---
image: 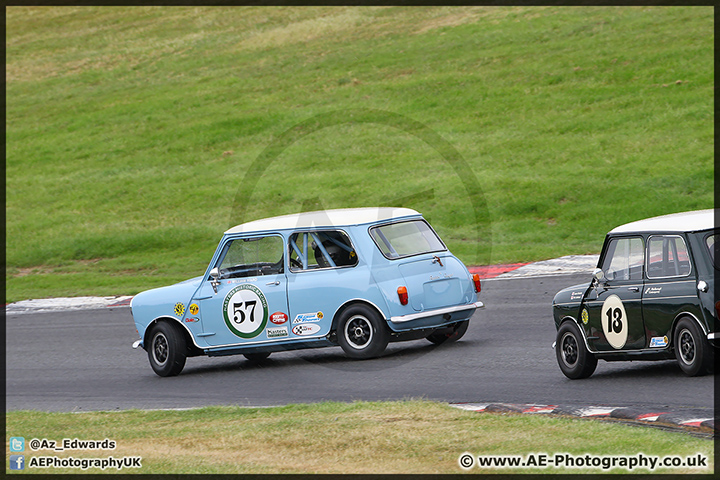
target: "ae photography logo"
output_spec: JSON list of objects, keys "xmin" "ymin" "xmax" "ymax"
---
[
  {"xmin": 229, "ymin": 108, "xmax": 491, "ymax": 371},
  {"xmin": 458, "ymin": 452, "xmax": 710, "ymax": 472}
]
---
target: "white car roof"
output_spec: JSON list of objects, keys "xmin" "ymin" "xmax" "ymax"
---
[
  {"xmin": 225, "ymin": 207, "xmax": 421, "ymax": 234},
  {"xmin": 609, "ymin": 209, "xmax": 715, "ymax": 234}
]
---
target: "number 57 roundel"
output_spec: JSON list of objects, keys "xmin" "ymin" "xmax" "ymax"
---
[{"xmin": 223, "ymin": 285, "xmax": 269, "ymax": 338}]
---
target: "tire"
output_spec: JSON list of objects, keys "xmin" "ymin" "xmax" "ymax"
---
[
  {"xmin": 147, "ymin": 322, "xmax": 187, "ymax": 377},
  {"xmin": 426, "ymin": 320, "xmax": 469, "ymax": 345},
  {"xmin": 244, "ymin": 352, "xmax": 271, "ymax": 362},
  {"xmin": 674, "ymin": 317, "xmax": 712, "ymax": 376},
  {"xmin": 556, "ymin": 321, "xmax": 597, "ymax": 379},
  {"xmin": 337, "ymin": 304, "xmax": 389, "ymax": 359}
]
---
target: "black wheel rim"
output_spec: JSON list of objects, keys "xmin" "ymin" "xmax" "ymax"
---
[
  {"xmin": 678, "ymin": 329, "xmax": 695, "ymax": 365},
  {"xmin": 345, "ymin": 315, "xmax": 373, "ymax": 349},
  {"xmin": 152, "ymin": 332, "xmax": 169, "ymax": 366},
  {"xmin": 561, "ymin": 332, "xmax": 578, "ymax": 367}
]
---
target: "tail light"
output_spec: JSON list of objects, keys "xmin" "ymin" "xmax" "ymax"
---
[
  {"xmin": 397, "ymin": 286, "xmax": 408, "ymax": 306},
  {"xmin": 472, "ymin": 274, "xmax": 481, "ymax": 293},
  {"xmin": 715, "ymin": 301, "xmax": 720, "ymax": 318}
]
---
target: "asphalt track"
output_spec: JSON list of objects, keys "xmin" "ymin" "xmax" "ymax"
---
[{"xmin": 6, "ymin": 273, "xmax": 714, "ymax": 414}]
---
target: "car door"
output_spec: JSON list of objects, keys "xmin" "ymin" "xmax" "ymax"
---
[
  {"xmin": 193, "ymin": 234, "xmax": 291, "ymax": 348},
  {"xmin": 286, "ymin": 230, "xmax": 360, "ymax": 338},
  {"xmin": 642, "ymin": 234, "xmax": 697, "ymax": 348},
  {"xmin": 583, "ymin": 236, "xmax": 646, "ymax": 351}
]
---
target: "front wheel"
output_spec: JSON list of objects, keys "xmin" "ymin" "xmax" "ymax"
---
[
  {"xmin": 426, "ymin": 320, "xmax": 469, "ymax": 345},
  {"xmin": 674, "ymin": 318, "xmax": 712, "ymax": 376},
  {"xmin": 337, "ymin": 305, "xmax": 389, "ymax": 359},
  {"xmin": 556, "ymin": 321, "xmax": 597, "ymax": 379},
  {"xmin": 147, "ymin": 322, "xmax": 187, "ymax": 377}
]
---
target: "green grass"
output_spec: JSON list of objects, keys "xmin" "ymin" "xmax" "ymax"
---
[
  {"xmin": 6, "ymin": 6, "xmax": 713, "ymax": 302},
  {"xmin": 5, "ymin": 401, "xmax": 713, "ymax": 474}
]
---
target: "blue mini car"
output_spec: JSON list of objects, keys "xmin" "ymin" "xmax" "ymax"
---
[{"xmin": 131, "ymin": 208, "xmax": 484, "ymax": 376}]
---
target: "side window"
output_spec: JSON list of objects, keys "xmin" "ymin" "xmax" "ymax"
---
[
  {"xmin": 288, "ymin": 230, "xmax": 357, "ymax": 272},
  {"xmin": 216, "ymin": 236, "xmax": 284, "ymax": 278},
  {"xmin": 706, "ymin": 234, "xmax": 719, "ymax": 270},
  {"xmin": 647, "ymin": 235, "xmax": 691, "ymax": 278},
  {"xmin": 602, "ymin": 237, "xmax": 644, "ymax": 282}
]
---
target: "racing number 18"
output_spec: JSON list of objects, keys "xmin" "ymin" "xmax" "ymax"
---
[{"xmin": 605, "ymin": 307, "xmax": 623, "ymax": 334}]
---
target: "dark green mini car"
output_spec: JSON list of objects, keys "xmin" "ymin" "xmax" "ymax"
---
[{"xmin": 553, "ymin": 209, "xmax": 717, "ymax": 379}]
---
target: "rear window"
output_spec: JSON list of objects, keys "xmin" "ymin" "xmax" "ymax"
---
[{"xmin": 369, "ymin": 220, "xmax": 446, "ymax": 259}]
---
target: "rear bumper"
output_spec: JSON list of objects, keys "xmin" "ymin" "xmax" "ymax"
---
[{"xmin": 390, "ymin": 301, "xmax": 484, "ymax": 324}]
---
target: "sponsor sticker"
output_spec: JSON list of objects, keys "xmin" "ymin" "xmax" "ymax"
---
[
  {"xmin": 649, "ymin": 336, "xmax": 669, "ymax": 348},
  {"xmin": 222, "ymin": 284, "xmax": 268, "ymax": 339},
  {"xmin": 645, "ymin": 286, "xmax": 663, "ymax": 295},
  {"xmin": 174, "ymin": 303, "xmax": 185, "ymax": 316},
  {"xmin": 292, "ymin": 323, "xmax": 321, "ymax": 336},
  {"xmin": 570, "ymin": 291, "xmax": 583, "ymax": 301},
  {"xmin": 184, "ymin": 317, "xmax": 199, "ymax": 323},
  {"xmin": 581, "ymin": 308, "xmax": 589, "ymax": 325},
  {"xmin": 189, "ymin": 303, "xmax": 199, "ymax": 315},
  {"xmin": 293, "ymin": 311, "xmax": 324, "ymax": 324},
  {"xmin": 270, "ymin": 312, "xmax": 289, "ymax": 325},
  {"xmin": 267, "ymin": 326, "xmax": 289, "ymax": 338}
]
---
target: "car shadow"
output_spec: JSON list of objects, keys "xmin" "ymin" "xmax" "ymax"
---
[
  {"xmin": 589, "ymin": 360, "xmax": 716, "ymax": 379},
  {"xmin": 179, "ymin": 338, "xmax": 486, "ymax": 376}
]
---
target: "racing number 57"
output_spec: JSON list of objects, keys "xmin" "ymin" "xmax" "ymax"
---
[{"xmin": 233, "ymin": 301, "xmax": 257, "ymax": 324}]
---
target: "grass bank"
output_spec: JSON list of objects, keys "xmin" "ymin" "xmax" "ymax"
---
[
  {"xmin": 5, "ymin": 401, "xmax": 713, "ymax": 474},
  {"xmin": 6, "ymin": 6, "xmax": 713, "ymax": 302}
]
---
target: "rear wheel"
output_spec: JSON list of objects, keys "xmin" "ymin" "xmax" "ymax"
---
[
  {"xmin": 337, "ymin": 304, "xmax": 389, "ymax": 359},
  {"xmin": 426, "ymin": 320, "xmax": 469, "ymax": 345},
  {"xmin": 556, "ymin": 321, "xmax": 597, "ymax": 379},
  {"xmin": 674, "ymin": 318, "xmax": 712, "ymax": 376},
  {"xmin": 148, "ymin": 322, "xmax": 187, "ymax": 377}
]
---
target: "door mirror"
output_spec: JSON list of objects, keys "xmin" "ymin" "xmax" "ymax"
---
[
  {"xmin": 592, "ymin": 268, "xmax": 605, "ymax": 284},
  {"xmin": 209, "ymin": 267, "xmax": 221, "ymax": 293}
]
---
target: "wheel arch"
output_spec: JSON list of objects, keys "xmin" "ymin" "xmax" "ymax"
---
[
  {"xmin": 144, "ymin": 316, "xmax": 203, "ymax": 355},
  {"xmin": 671, "ymin": 311, "xmax": 707, "ymax": 339},
  {"xmin": 557, "ymin": 315, "xmax": 595, "ymax": 353},
  {"xmin": 670, "ymin": 312, "xmax": 708, "ymax": 352},
  {"xmin": 331, "ymin": 299, "xmax": 387, "ymax": 333}
]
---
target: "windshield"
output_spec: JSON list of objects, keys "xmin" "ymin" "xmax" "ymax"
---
[{"xmin": 370, "ymin": 220, "xmax": 446, "ymax": 259}]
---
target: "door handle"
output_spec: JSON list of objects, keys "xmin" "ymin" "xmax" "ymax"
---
[
  {"xmin": 266, "ymin": 281, "xmax": 280, "ymax": 286},
  {"xmin": 628, "ymin": 286, "xmax": 639, "ymax": 292}
]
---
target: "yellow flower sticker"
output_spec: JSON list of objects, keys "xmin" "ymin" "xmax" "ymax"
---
[
  {"xmin": 174, "ymin": 302, "xmax": 185, "ymax": 316},
  {"xmin": 581, "ymin": 308, "xmax": 589, "ymax": 325}
]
